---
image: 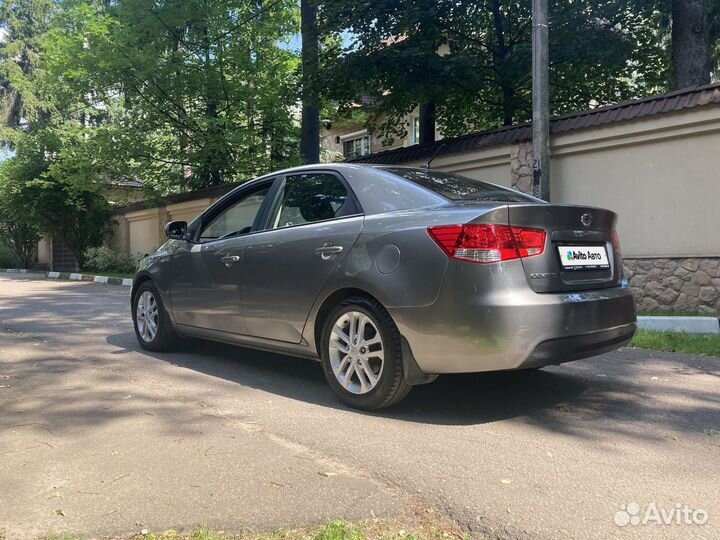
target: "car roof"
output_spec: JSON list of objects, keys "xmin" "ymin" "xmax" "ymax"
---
[
  {"xmin": 235, "ymin": 163, "xmax": 448, "ymax": 216},
  {"xmin": 253, "ymin": 162, "xmax": 399, "ymax": 179}
]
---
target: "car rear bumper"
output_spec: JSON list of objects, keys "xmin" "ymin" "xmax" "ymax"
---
[
  {"xmin": 520, "ymin": 322, "xmax": 636, "ymax": 369},
  {"xmin": 389, "ymin": 261, "xmax": 636, "ymax": 374}
]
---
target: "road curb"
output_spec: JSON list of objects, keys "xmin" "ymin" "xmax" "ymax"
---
[
  {"xmin": 637, "ymin": 315, "xmax": 720, "ymax": 334},
  {"xmin": 3, "ymin": 268, "xmax": 132, "ymax": 287}
]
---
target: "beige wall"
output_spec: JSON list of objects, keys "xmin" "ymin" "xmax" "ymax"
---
[
  {"xmin": 413, "ymin": 107, "xmax": 720, "ymax": 259},
  {"xmin": 37, "ymin": 237, "xmax": 51, "ymax": 265},
  {"xmin": 110, "ymin": 197, "xmax": 218, "ymax": 257},
  {"xmin": 550, "ymin": 109, "xmax": 720, "ymax": 258},
  {"xmin": 167, "ymin": 199, "xmax": 215, "ymax": 225},
  {"xmin": 126, "ymin": 209, "xmax": 160, "ymax": 256}
]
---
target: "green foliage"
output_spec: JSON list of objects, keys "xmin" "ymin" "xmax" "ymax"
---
[
  {"xmin": 0, "ymin": 220, "xmax": 40, "ymax": 268},
  {"xmin": 38, "ymin": 0, "xmax": 302, "ymax": 192},
  {"xmin": 0, "ymin": 154, "xmax": 42, "ymax": 268},
  {"xmin": 322, "ymin": 0, "xmax": 671, "ymax": 140},
  {"xmin": 713, "ymin": 1, "xmax": 720, "ymax": 79},
  {"xmin": 0, "ymin": 130, "xmax": 110, "ymax": 268},
  {"xmin": 0, "ymin": 239, "xmax": 20, "ymax": 267},
  {"xmin": 83, "ymin": 245, "xmax": 137, "ymax": 274},
  {"xmin": 0, "ymin": 0, "xmax": 56, "ymax": 131},
  {"xmin": 0, "ymin": 0, "xmax": 304, "ymax": 269}
]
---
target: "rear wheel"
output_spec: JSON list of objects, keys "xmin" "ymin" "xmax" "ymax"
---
[
  {"xmin": 320, "ymin": 297, "xmax": 411, "ymax": 410},
  {"xmin": 132, "ymin": 281, "xmax": 178, "ymax": 352}
]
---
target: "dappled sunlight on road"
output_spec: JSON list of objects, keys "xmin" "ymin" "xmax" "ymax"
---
[{"xmin": 1, "ymin": 275, "xmax": 719, "ymax": 540}]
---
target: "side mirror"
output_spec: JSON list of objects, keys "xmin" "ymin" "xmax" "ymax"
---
[{"xmin": 164, "ymin": 220, "xmax": 188, "ymax": 240}]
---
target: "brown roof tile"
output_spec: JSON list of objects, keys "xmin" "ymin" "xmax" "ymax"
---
[{"xmin": 352, "ymin": 83, "xmax": 720, "ymax": 165}]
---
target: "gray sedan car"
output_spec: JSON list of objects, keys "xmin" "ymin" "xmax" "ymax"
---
[{"xmin": 132, "ymin": 164, "xmax": 636, "ymax": 410}]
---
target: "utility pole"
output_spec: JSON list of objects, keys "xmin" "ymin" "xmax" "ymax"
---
[
  {"xmin": 532, "ymin": 0, "xmax": 550, "ymax": 201},
  {"xmin": 301, "ymin": 0, "xmax": 320, "ymax": 164}
]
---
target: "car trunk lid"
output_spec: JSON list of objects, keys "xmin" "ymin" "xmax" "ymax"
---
[{"xmin": 507, "ymin": 204, "xmax": 622, "ymax": 293}]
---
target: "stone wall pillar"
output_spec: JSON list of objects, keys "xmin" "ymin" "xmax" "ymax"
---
[{"xmin": 510, "ymin": 141, "xmax": 534, "ymax": 194}]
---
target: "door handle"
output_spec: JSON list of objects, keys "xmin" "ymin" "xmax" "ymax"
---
[
  {"xmin": 315, "ymin": 244, "xmax": 343, "ymax": 260},
  {"xmin": 221, "ymin": 255, "xmax": 240, "ymax": 267}
]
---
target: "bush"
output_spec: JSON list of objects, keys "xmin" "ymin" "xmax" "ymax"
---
[
  {"xmin": 0, "ymin": 240, "xmax": 18, "ymax": 268},
  {"xmin": 83, "ymin": 246, "xmax": 138, "ymax": 274}
]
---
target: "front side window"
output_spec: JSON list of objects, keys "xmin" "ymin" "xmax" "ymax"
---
[
  {"xmin": 200, "ymin": 185, "xmax": 271, "ymax": 242},
  {"xmin": 270, "ymin": 173, "xmax": 355, "ymax": 229},
  {"xmin": 342, "ymin": 136, "xmax": 370, "ymax": 159}
]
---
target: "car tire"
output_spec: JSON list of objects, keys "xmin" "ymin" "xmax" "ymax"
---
[
  {"xmin": 320, "ymin": 296, "xmax": 411, "ymax": 410},
  {"xmin": 132, "ymin": 281, "xmax": 178, "ymax": 352}
]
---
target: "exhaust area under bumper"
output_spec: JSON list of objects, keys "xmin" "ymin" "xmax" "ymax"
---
[{"xmin": 519, "ymin": 322, "xmax": 637, "ymax": 369}]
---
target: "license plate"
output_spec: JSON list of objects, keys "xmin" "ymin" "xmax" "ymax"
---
[{"xmin": 557, "ymin": 245, "xmax": 610, "ymax": 270}]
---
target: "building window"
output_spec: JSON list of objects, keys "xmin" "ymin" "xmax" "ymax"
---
[
  {"xmin": 411, "ymin": 116, "xmax": 420, "ymax": 144},
  {"xmin": 342, "ymin": 136, "xmax": 370, "ymax": 160}
]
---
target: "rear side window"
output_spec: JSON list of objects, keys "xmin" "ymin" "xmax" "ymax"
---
[
  {"xmin": 381, "ymin": 167, "xmax": 540, "ymax": 203},
  {"xmin": 270, "ymin": 173, "xmax": 357, "ymax": 229}
]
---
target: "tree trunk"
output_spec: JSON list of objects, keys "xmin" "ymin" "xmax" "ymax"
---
[
  {"xmin": 672, "ymin": 0, "xmax": 711, "ymax": 89},
  {"xmin": 492, "ymin": 0, "xmax": 515, "ymax": 126},
  {"xmin": 201, "ymin": 0, "xmax": 223, "ymax": 187},
  {"xmin": 301, "ymin": 0, "xmax": 320, "ymax": 164},
  {"xmin": 419, "ymin": 102, "xmax": 436, "ymax": 145}
]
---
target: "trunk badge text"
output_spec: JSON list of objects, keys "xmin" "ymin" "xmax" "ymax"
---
[
  {"xmin": 530, "ymin": 272, "xmax": 559, "ymax": 279},
  {"xmin": 581, "ymin": 213, "xmax": 593, "ymax": 227}
]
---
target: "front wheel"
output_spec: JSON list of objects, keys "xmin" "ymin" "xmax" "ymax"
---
[
  {"xmin": 132, "ymin": 281, "xmax": 178, "ymax": 352},
  {"xmin": 320, "ymin": 297, "xmax": 411, "ymax": 410}
]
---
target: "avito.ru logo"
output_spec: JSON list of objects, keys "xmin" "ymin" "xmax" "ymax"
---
[
  {"xmin": 567, "ymin": 250, "xmax": 602, "ymax": 261},
  {"xmin": 614, "ymin": 502, "xmax": 709, "ymax": 527}
]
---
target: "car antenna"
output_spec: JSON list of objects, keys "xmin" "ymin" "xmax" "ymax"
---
[{"xmin": 421, "ymin": 143, "xmax": 446, "ymax": 170}]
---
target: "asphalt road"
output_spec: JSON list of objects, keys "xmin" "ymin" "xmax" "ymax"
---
[{"xmin": 0, "ymin": 274, "xmax": 718, "ymax": 540}]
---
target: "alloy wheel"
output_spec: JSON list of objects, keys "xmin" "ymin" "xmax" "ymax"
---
[
  {"xmin": 136, "ymin": 291, "xmax": 159, "ymax": 343},
  {"xmin": 328, "ymin": 310, "xmax": 385, "ymax": 394}
]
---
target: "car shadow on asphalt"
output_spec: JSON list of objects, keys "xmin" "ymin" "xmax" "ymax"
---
[{"xmin": 106, "ymin": 331, "xmax": 589, "ymax": 426}]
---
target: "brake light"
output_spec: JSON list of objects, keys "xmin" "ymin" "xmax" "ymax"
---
[
  {"xmin": 611, "ymin": 230, "xmax": 622, "ymax": 256},
  {"xmin": 428, "ymin": 224, "xmax": 546, "ymax": 263}
]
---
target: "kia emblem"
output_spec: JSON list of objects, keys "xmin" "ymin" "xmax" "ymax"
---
[{"xmin": 580, "ymin": 213, "xmax": 593, "ymax": 227}]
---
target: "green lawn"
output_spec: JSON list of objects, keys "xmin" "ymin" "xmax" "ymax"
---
[
  {"xmin": 42, "ymin": 516, "xmax": 466, "ymax": 540},
  {"xmin": 629, "ymin": 330, "xmax": 720, "ymax": 357}
]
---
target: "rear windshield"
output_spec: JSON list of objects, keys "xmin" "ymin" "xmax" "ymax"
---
[{"xmin": 381, "ymin": 167, "xmax": 540, "ymax": 203}]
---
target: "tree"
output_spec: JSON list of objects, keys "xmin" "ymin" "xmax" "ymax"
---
[
  {"xmin": 672, "ymin": 0, "xmax": 711, "ymax": 88},
  {"xmin": 322, "ymin": 0, "xmax": 668, "ymax": 140},
  {"xmin": 0, "ymin": 0, "xmax": 110, "ymax": 267},
  {"xmin": 39, "ymin": 0, "xmax": 302, "ymax": 193},
  {"xmin": 0, "ymin": 130, "xmax": 109, "ymax": 268},
  {"xmin": 0, "ymin": 178, "xmax": 40, "ymax": 268},
  {"xmin": 0, "ymin": 0, "xmax": 56, "ymax": 133},
  {"xmin": 301, "ymin": 0, "xmax": 320, "ymax": 163}
]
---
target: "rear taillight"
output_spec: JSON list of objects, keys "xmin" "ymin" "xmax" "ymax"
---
[
  {"xmin": 611, "ymin": 230, "xmax": 621, "ymax": 256},
  {"xmin": 428, "ymin": 224, "xmax": 546, "ymax": 264}
]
